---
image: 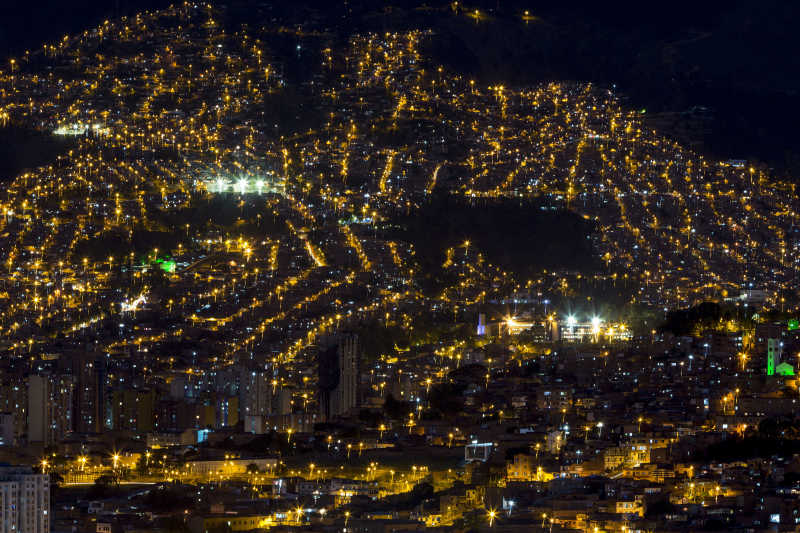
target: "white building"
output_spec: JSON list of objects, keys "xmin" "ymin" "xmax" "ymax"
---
[
  {"xmin": 465, "ymin": 441, "xmax": 493, "ymax": 463},
  {"xmin": 0, "ymin": 467, "xmax": 49, "ymax": 533}
]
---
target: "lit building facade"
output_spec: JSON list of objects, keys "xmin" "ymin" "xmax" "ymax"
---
[
  {"xmin": 27, "ymin": 374, "xmax": 74, "ymax": 446},
  {"xmin": 0, "ymin": 467, "xmax": 49, "ymax": 533}
]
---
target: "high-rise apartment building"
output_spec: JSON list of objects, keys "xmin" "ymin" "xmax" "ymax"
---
[
  {"xmin": 239, "ymin": 369, "xmax": 273, "ymax": 418},
  {"xmin": 0, "ymin": 466, "xmax": 49, "ymax": 533},
  {"xmin": 27, "ymin": 374, "xmax": 74, "ymax": 446},
  {"xmin": 0, "ymin": 414, "xmax": 13, "ymax": 447},
  {"xmin": 318, "ymin": 333, "xmax": 359, "ymax": 421},
  {"xmin": 72, "ymin": 355, "xmax": 105, "ymax": 434},
  {"xmin": 111, "ymin": 389, "xmax": 156, "ymax": 432},
  {"xmin": 0, "ymin": 377, "xmax": 25, "ymax": 446}
]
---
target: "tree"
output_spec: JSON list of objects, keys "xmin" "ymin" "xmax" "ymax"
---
[
  {"xmin": 428, "ymin": 382, "xmax": 466, "ymax": 418},
  {"xmin": 383, "ymin": 394, "xmax": 411, "ymax": 421},
  {"xmin": 87, "ymin": 475, "xmax": 114, "ymax": 499},
  {"xmin": 136, "ymin": 454, "xmax": 150, "ymax": 476}
]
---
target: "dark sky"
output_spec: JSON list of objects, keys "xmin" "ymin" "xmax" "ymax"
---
[{"xmin": 0, "ymin": 0, "xmax": 171, "ymax": 53}]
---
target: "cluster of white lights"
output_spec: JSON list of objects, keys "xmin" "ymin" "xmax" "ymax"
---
[
  {"xmin": 53, "ymin": 123, "xmax": 109, "ymax": 136},
  {"xmin": 200, "ymin": 176, "xmax": 283, "ymax": 195},
  {"xmin": 565, "ymin": 315, "xmax": 603, "ymax": 331},
  {"xmin": 121, "ymin": 294, "xmax": 147, "ymax": 312}
]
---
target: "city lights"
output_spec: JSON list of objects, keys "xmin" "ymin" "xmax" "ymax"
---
[{"xmin": 0, "ymin": 4, "xmax": 795, "ymax": 532}]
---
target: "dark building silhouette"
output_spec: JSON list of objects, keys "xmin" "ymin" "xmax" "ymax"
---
[{"xmin": 318, "ymin": 333, "xmax": 359, "ymax": 421}]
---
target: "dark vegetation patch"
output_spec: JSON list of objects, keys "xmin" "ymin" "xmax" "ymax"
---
[
  {"xmin": 390, "ymin": 193, "xmax": 599, "ymax": 292},
  {"xmin": 0, "ymin": 126, "xmax": 76, "ymax": 182}
]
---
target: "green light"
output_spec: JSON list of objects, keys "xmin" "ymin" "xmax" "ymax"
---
[
  {"xmin": 156, "ymin": 259, "xmax": 176, "ymax": 273},
  {"xmin": 788, "ymin": 319, "xmax": 799, "ymax": 331},
  {"xmin": 153, "ymin": 257, "xmax": 176, "ymax": 273},
  {"xmin": 767, "ymin": 339, "xmax": 780, "ymax": 376}
]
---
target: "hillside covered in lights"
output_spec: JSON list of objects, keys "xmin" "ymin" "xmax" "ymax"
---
[{"xmin": 0, "ymin": 2, "xmax": 797, "ymax": 365}]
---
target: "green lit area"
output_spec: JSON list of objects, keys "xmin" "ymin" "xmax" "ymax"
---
[
  {"xmin": 767, "ymin": 339, "xmax": 781, "ymax": 376},
  {"xmin": 776, "ymin": 362, "xmax": 795, "ymax": 376},
  {"xmin": 788, "ymin": 319, "xmax": 799, "ymax": 331},
  {"xmin": 155, "ymin": 258, "xmax": 176, "ymax": 273}
]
